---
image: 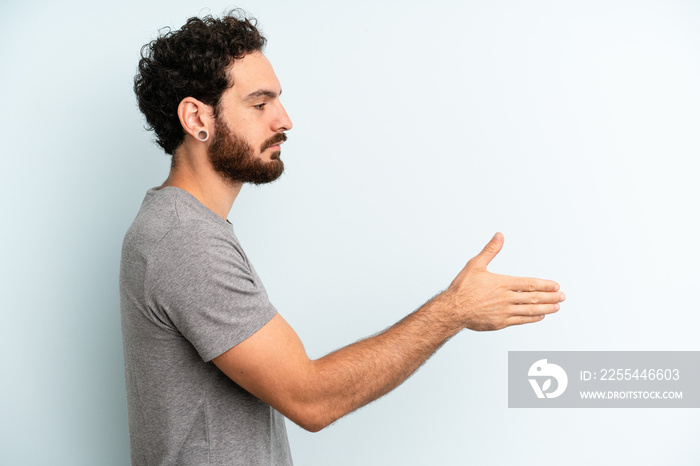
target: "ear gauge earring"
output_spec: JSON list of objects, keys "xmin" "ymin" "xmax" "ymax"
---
[{"xmin": 197, "ymin": 130, "xmax": 209, "ymax": 142}]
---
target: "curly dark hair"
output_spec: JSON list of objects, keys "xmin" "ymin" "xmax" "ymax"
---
[{"xmin": 134, "ymin": 10, "xmax": 266, "ymax": 155}]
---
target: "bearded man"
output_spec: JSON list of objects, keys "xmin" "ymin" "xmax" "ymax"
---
[{"xmin": 120, "ymin": 11, "xmax": 565, "ymax": 466}]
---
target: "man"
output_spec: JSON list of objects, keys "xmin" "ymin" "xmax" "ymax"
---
[{"xmin": 120, "ymin": 11, "xmax": 565, "ymax": 465}]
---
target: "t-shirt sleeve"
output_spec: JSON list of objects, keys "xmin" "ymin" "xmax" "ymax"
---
[{"xmin": 144, "ymin": 224, "xmax": 277, "ymax": 362}]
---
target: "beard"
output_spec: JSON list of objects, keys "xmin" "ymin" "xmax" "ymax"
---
[{"xmin": 208, "ymin": 118, "xmax": 286, "ymax": 185}]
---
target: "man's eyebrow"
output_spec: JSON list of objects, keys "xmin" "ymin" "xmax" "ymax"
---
[{"xmin": 243, "ymin": 89, "xmax": 281, "ymax": 101}]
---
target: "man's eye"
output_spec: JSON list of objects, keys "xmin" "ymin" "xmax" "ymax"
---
[{"xmin": 254, "ymin": 103, "xmax": 266, "ymax": 110}]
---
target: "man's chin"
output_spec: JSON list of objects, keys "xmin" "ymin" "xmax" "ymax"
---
[{"xmin": 249, "ymin": 159, "xmax": 285, "ymax": 185}]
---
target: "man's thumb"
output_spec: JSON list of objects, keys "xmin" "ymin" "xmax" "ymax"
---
[{"xmin": 471, "ymin": 232, "xmax": 504, "ymax": 269}]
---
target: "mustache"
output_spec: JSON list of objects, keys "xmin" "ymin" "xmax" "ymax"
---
[{"xmin": 261, "ymin": 132, "xmax": 287, "ymax": 151}]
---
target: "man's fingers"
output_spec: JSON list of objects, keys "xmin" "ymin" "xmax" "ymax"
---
[
  {"xmin": 510, "ymin": 276, "xmax": 560, "ymax": 292},
  {"xmin": 510, "ymin": 303, "xmax": 561, "ymax": 315},
  {"xmin": 506, "ymin": 315, "xmax": 547, "ymax": 327},
  {"xmin": 508, "ymin": 291, "xmax": 566, "ymax": 305},
  {"xmin": 469, "ymin": 232, "xmax": 504, "ymax": 270}
]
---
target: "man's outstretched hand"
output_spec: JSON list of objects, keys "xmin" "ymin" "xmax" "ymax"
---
[
  {"xmin": 444, "ymin": 232, "xmax": 565, "ymax": 331},
  {"xmin": 213, "ymin": 231, "xmax": 564, "ymax": 432}
]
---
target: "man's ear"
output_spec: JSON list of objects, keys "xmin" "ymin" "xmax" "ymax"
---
[{"xmin": 177, "ymin": 97, "xmax": 214, "ymax": 143}]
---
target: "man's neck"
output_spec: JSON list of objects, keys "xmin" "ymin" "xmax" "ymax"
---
[{"xmin": 160, "ymin": 153, "xmax": 243, "ymax": 221}]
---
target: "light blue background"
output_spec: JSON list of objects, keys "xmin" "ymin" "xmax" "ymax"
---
[{"xmin": 1, "ymin": 0, "xmax": 698, "ymax": 464}]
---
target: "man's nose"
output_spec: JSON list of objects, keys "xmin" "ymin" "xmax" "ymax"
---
[{"xmin": 275, "ymin": 103, "xmax": 293, "ymax": 132}]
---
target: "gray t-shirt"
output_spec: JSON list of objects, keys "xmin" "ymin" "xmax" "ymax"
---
[{"xmin": 120, "ymin": 187, "xmax": 293, "ymax": 465}]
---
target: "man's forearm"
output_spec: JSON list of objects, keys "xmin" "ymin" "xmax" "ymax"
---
[{"xmin": 302, "ymin": 292, "xmax": 460, "ymax": 430}]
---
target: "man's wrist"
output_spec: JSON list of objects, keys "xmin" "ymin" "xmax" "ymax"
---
[{"xmin": 417, "ymin": 289, "xmax": 465, "ymax": 336}]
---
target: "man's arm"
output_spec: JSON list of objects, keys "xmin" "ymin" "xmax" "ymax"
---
[{"xmin": 212, "ymin": 233, "xmax": 565, "ymax": 431}]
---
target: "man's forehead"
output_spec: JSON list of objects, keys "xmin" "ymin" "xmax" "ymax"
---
[{"xmin": 227, "ymin": 52, "xmax": 281, "ymax": 98}]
